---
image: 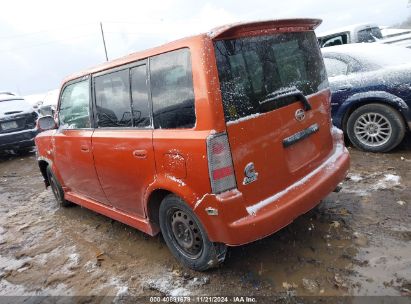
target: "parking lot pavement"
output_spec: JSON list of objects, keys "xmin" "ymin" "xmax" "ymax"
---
[{"xmin": 0, "ymin": 139, "xmax": 410, "ymax": 300}]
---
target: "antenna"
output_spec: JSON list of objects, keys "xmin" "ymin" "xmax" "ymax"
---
[{"xmin": 100, "ymin": 22, "xmax": 108, "ymax": 61}]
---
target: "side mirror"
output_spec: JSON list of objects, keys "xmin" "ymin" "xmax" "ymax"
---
[{"xmin": 37, "ymin": 115, "xmax": 57, "ymax": 131}]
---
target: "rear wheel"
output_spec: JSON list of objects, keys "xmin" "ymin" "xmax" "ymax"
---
[
  {"xmin": 159, "ymin": 194, "xmax": 226, "ymax": 271},
  {"xmin": 46, "ymin": 166, "xmax": 72, "ymax": 207},
  {"xmin": 346, "ymin": 103, "xmax": 405, "ymax": 152}
]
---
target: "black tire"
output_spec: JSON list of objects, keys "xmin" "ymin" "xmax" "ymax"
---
[
  {"xmin": 46, "ymin": 166, "xmax": 72, "ymax": 207},
  {"xmin": 159, "ymin": 194, "xmax": 227, "ymax": 271},
  {"xmin": 346, "ymin": 103, "xmax": 405, "ymax": 153}
]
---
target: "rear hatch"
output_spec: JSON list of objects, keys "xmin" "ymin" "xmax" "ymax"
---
[{"xmin": 213, "ymin": 24, "xmax": 334, "ymax": 207}]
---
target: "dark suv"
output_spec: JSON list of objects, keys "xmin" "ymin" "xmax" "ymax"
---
[{"xmin": 0, "ymin": 92, "xmax": 38, "ymax": 152}]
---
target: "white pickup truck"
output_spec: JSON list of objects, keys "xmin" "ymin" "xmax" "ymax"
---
[
  {"xmin": 317, "ymin": 23, "xmax": 411, "ymax": 49},
  {"xmin": 380, "ymin": 27, "xmax": 411, "ymax": 49}
]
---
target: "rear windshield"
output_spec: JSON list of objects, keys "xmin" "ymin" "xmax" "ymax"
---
[
  {"xmin": 357, "ymin": 27, "xmax": 382, "ymax": 43},
  {"xmin": 214, "ymin": 31, "xmax": 328, "ymax": 122}
]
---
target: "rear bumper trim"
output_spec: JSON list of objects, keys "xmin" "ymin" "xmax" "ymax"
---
[
  {"xmin": 194, "ymin": 126, "xmax": 349, "ymax": 246},
  {"xmin": 0, "ymin": 128, "xmax": 37, "ymax": 148},
  {"xmin": 247, "ymin": 142, "xmax": 346, "ymax": 215}
]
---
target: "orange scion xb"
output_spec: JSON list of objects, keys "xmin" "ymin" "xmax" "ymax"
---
[{"xmin": 36, "ymin": 19, "xmax": 350, "ymax": 271}]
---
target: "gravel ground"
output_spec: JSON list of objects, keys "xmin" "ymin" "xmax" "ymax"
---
[{"xmin": 0, "ymin": 139, "xmax": 410, "ymax": 303}]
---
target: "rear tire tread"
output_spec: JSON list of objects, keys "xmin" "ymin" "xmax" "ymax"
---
[{"xmin": 159, "ymin": 194, "xmax": 226, "ymax": 271}]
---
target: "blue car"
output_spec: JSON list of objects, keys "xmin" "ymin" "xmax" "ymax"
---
[{"xmin": 322, "ymin": 43, "xmax": 411, "ymax": 152}]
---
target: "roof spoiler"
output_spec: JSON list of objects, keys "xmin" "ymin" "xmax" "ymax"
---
[{"xmin": 208, "ymin": 18, "xmax": 322, "ymax": 40}]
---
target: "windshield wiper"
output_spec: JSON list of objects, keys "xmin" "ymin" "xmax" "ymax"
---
[{"xmin": 259, "ymin": 86, "xmax": 312, "ymax": 111}]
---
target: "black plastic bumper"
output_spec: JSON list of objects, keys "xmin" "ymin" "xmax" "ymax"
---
[{"xmin": 0, "ymin": 129, "xmax": 38, "ymax": 150}]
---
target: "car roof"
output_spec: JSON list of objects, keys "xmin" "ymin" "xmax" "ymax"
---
[
  {"xmin": 63, "ymin": 18, "xmax": 321, "ymax": 84},
  {"xmin": 0, "ymin": 91, "xmax": 16, "ymax": 96},
  {"xmin": 321, "ymin": 42, "xmax": 401, "ymax": 55},
  {"xmin": 322, "ymin": 42, "xmax": 411, "ymax": 69},
  {"xmin": 0, "ymin": 93, "xmax": 23, "ymax": 101}
]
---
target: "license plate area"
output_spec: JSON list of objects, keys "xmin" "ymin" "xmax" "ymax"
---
[
  {"xmin": 1, "ymin": 121, "xmax": 18, "ymax": 130},
  {"xmin": 283, "ymin": 124, "xmax": 320, "ymax": 172},
  {"xmin": 285, "ymin": 137, "xmax": 319, "ymax": 172}
]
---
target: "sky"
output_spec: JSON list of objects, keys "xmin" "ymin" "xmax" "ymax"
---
[{"xmin": 1, "ymin": 0, "xmax": 410, "ymax": 96}]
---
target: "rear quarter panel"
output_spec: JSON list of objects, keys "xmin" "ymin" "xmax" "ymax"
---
[
  {"xmin": 148, "ymin": 37, "xmax": 225, "ymax": 211},
  {"xmin": 150, "ymin": 130, "xmax": 212, "ymax": 209}
]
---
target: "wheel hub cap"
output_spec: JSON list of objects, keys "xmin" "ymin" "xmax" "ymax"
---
[
  {"xmin": 170, "ymin": 210, "xmax": 203, "ymax": 258},
  {"xmin": 354, "ymin": 112, "xmax": 392, "ymax": 147}
]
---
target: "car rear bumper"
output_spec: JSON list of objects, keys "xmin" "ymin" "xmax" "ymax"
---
[
  {"xmin": 195, "ymin": 127, "xmax": 350, "ymax": 246},
  {"xmin": 0, "ymin": 128, "xmax": 38, "ymax": 150}
]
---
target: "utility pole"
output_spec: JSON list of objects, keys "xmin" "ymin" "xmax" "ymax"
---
[{"xmin": 100, "ymin": 22, "xmax": 108, "ymax": 62}]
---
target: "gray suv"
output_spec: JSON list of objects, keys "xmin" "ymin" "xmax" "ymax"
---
[{"xmin": 0, "ymin": 92, "xmax": 38, "ymax": 152}]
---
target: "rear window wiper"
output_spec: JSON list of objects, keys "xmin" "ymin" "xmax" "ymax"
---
[{"xmin": 259, "ymin": 86, "xmax": 312, "ymax": 111}]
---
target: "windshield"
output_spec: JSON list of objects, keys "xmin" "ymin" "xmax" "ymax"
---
[
  {"xmin": 214, "ymin": 31, "xmax": 328, "ymax": 122},
  {"xmin": 357, "ymin": 27, "xmax": 383, "ymax": 42}
]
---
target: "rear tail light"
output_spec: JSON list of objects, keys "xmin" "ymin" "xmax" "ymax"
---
[{"xmin": 206, "ymin": 133, "xmax": 237, "ymax": 194}]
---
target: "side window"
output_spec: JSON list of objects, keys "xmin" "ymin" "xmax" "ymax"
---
[
  {"xmin": 131, "ymin": 65, "xmax": 151, "ymax": 128},
  {"xmin": 322, "ymin": 34, "xmax": 348, "ymax": 48},
  {"xmin": 150, "ymin": 48, "xmax": 195, "ymax": 129},
  {"xmin": 59, "ymin": 80, "xmax": 91, "ymax": 129},
  {"xmin": 323, "ymin": 57, "xmax": 349, "ymax": 77},
  {"xmin": 94, "ymin": 69, "xmax": 132, "ymax": 128}
]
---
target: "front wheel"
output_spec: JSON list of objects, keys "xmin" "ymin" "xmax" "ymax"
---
[
  {"xmin": 346, "ymin": 103, "xmax": 405, "ymax": 153},
  {"xmin": 46, "ymin": 166, "xmax": 72, "ymax": 207},
  {"xmin": 159, "ymin": 194, "xmax": 227, "ymax": 271}
]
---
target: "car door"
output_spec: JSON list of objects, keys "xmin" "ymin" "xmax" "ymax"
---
[
  {"xmin": 91, "ymin": 63, "xmax": 155, "ymax": 218},
  {"xmin": 53, "ymin": 77, "xmax": 109, "ymax": 204}
]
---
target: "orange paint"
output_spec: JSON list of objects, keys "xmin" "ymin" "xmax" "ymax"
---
[{"xmin": 36, "ymin": 19, "xmax": 349, "ymax": 248}]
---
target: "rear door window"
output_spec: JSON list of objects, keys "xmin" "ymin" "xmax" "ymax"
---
[
  {"xmin": 94, "ymin": 70, "xmax": 132, "ymax": 128},
  {"xmin": 321, "ymin": 33, "xmax": 349, "ymax": 47},
  {"xmin": 214, "ymin": 31, "xmax": 328, "ymax": 122},
  {"xmin": 150, "ymin": 48, "xmax": 195, "ymax": 129}
]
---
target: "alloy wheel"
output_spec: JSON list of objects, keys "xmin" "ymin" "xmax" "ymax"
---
[{"xmin": 354, "ymin": 112, "xmax": 392, "ymax": 147}]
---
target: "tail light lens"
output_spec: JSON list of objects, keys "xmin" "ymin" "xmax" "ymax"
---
[{"xmin": 206, "ymin": 133, "xmax": 237, "ymax": 194}]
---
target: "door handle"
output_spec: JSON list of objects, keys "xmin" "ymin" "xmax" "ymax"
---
[
  {"xmin": 133, "ymin": 149, "xmax": 147, "ymax": 159},
  {"xmin": 80, "ymin": 145, "xmax": 89, "ymax": 152}
]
